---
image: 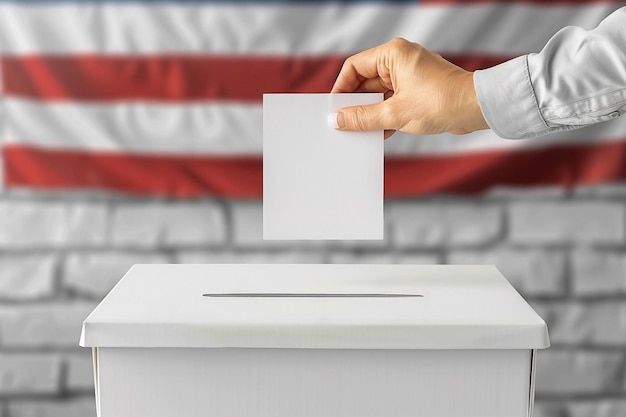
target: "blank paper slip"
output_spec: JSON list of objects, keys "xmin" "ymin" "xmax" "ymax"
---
[{"xmin": 263, "ymin": 93, "xmax": 384, "ymax": 240}]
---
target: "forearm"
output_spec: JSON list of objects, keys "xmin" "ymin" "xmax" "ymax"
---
[{"xmin": 474, "ymin": 6, "xmax": 626, "ymax": 139}]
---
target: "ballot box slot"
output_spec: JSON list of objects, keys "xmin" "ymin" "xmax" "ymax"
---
[{"xmin": 202, "ymin": 293, "xmax": 424, "ymax": 298}]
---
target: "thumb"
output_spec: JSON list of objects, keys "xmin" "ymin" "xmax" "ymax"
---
[{"xmin": 333, "ymin": 100, "xmax": 397, "ymax": 132}]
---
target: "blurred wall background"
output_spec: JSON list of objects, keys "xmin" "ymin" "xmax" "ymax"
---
[
  {"xmin": 2, "ymin": 1, "xmax": 626, "ymax": 417},
  {"xmin": 4, "ymin": 190, "xmax": 626, "ymax": 417}
]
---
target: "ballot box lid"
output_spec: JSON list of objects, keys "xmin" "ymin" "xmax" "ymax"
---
[{"xmin": 79, "ymin": 264, "xmax": 550, "ymax": 349}]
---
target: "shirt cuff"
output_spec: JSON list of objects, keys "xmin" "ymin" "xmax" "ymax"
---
[{"xmin": 473, "ymin": 55, "xmax": 548, "ymax": 139}]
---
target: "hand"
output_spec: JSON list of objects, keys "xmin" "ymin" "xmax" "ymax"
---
[{"xmin": 330, "ymin": 38, "xmax": 489, "ymax": 139}]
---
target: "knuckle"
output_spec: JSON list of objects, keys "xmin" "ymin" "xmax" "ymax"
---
[
  {"xmin": 382, "ymin": 104, "xmax": 400, "ymax": 128},
  {"xmin": 387, "ymin": 37, "xmax": 420, "ymax": 60},
  {"xmin": 389, "ymin": 37, "xmax": 408, "ymax": 47},
  {"xmin": 388, "ymin": 37, "xmax": 410, "ymax": 54},
  {"xmin": 339, "ymin": 57, "xmax": 353, "ymax": 74},
  {"xmin": 381, "ymin": 97, "xmax": 401, "ymax": 122},
  {"xmin": 352, "ymin": 106, "xmax": 370, "ymax": 131}
]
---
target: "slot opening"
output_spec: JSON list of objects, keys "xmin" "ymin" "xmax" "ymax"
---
[{"xmin": 202, "ymin": 293, "xmax": 423, "ymax": 298}]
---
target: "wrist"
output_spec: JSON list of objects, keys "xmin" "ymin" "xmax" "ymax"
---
[{"xmin": 453, "ymin": 71, "xmax": 489, "ymax": 134}]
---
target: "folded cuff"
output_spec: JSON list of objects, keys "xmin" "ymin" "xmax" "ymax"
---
[{"xmin": 473, "ymin": 55, "xmax": 548, "ymax": 139}]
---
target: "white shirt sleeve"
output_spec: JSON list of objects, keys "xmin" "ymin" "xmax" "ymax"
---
[{"xmin": 473, "ymin": 6, "xmax": 626, "ymax": 139}]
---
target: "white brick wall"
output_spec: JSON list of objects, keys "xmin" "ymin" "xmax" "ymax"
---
[
  {"xmin": 1, "ymin": 192, "xmax": 626, "ymax": 416},
  {"xmin": 0, "ymin": 303, "xmax": 96, "ymax": 347},
  {"xmin": 533, "ymin": 401, "xmax": 626, "ymax": 417},
  {"xmin": 568, "ymin": 401, "xmax": 626, "ymax": 417},
  {"xmin": 328, "ymin": 252, "xmax": 440, "ymax": 264},
  {"xmin": 9, "ymin": 399, "xmax": 96, "ymax": 417},
  {"xmin": 571, "ymin": 251, "xmax": 626, "ymax": 295},
  {"xmin": 64, "ymin": 251, "xmax": 171, "ymax": 297},
  {"xmin": 509, "ymin": 202, "xmax": 625, "ymax": 244},
  {"xmin": 533, "ymin": 302, "xmax": 626, "ymax": 346},
  {"xmin": 65, "ymin": 351, "xmax": 94, "ymax": 391},
  {"xmin": 112, "ymin": 201, "xmax": 226, "ymax": 247},
  {"xmin": 0, "ymin": 354, "xmax": 60, "ymax": 395},
  {"xmin": 0, "ymin": 201, "xmax": 106, "ymax": 247},
  {"xmin": 448, "ymin": 248, "xmax": 565, "ymax": 296},
  {"xmin": 0, "ymin": 255, "xmax": 57, "ymax": 300},
  {"xmin": 176, "ymin": 250, "xmax": 325, "ymax": 264},
  {"xmin": 532, "ymin": 402, "xmax": 564, "ymax": 417},
  {"xmin": 387, "ymin": 202, "xmax": 502, "ymax": 248},
  {"xmin": 536, "ymin": 350, "xmax": 624, "ymax": 394}
]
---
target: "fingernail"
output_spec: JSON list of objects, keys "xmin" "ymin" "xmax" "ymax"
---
[
  {"xmin": 337, "ymin": 112, "xmax": 345, "ymax": 129},
  {"xmin": 328, "ymin": 112, "xmax": 346, "ymax": 129},
  {"xmin": 328, "ymin": 113, "xmax": 339, "ymax": 129}
]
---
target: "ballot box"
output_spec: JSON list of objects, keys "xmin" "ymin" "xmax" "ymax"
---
[{"xmin": 80, "ymin": 264, "xmax": 549, "ymax": 417}]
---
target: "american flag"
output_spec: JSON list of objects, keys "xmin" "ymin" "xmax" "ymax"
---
[{"xmin": 1, "ymin": 0, "xmax": 626, "ymax": 198}]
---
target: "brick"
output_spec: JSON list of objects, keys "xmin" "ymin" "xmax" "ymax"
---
[
  {"xmin": 112, "ymin": 201, "xmax": 225, "ymax": 247},
  {"xmin": 535, "ymin": 350, "xmax": 624, "ymax": 395},
  {"xmin": 0, "ymin": 202, "xmax": 66, "ymax": 247},
  {"xmin": 65, "ymin": 351, "xmax": 94, "ymax": 391},
  {"xmin": 0, "ymin": 354, "xmax": 60, "ymax": 395},
  {"xmin": 9, "ymin": 399, "xmax": 96, "ymax": 417},
  {"xmin": 532, "ymin": 402, "xmax": 566, "ymax": 417},
  {"xmin": 330, "ymin": 238, "xmax": 389, "ymax": 249},
  {"xmin": 65, "ymin": 203, "xmax": 108, "ymax": 246},
  {"xmin": 64, "ymin": 252, "xmax": 171, "ymax": 298},
  {"xmin": 0, "ymin": 201, "xmax": 107, "ymax": 248},
  {"xmin": 574, "ymin": 183, "xmax": 626, "ymax": 197},
  {"xmin": 328, "ymin": 252, "xmax": 440, "ymax": 264},
  {"xmin": 581, "ymin": 304, "xmax": 626, "ymax": 345},
  {"xmin": 509, "ymin": 202, "xmax": 624, "ymax": 244},
  {"xmin": 486, "ymin": 186, "xmax": 566, "ymax": 199},
  {"xmin": 531, "ymin": 302, "xmax": 626, "ymax": 346},
  {"xmin": 0, "ymin": 255, "xmax": 57, "ymax": 300},
  {"xmin": 567, "ymin": 401, "xmax": 626, "ymax": 417},
  {"xmin": 448, "ymin": 249, "xmax": 565, "ymax": 296},
  {"xmin": 572, "ymin": 251, "xmax": 626, "ymax": 296},
  {"xmin": 0, "ymin": 303, "xmax": 96, "ymax": 348},
  {"xmin": 232, "ymin": 202, "xmax": 322, "ymax": 248},
  {"xmin": 176, "ymin": 251, "xmax": 324, "ymax": 264},
  {"xmin": 387, "ymin": 202, "xmax": 502, "ymax": 248}
]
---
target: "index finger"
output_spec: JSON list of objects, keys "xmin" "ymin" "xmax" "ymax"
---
[{"xmin": 330, "ymin": 46, "xmax": 384, "ymax": 93}]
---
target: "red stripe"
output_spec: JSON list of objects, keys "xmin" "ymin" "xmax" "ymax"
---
[
  {"xmin": 1, "ymin": 54, "xmax": 511, "ymax": 102},
  {"xmin": 5, "ymin": 141, "xmax": 626, "ymax": 197},
  {"xmin": 3, "ymin": 146, "xmax": 262, "ymax": 198}
]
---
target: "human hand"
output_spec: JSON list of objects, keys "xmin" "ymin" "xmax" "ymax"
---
[{"xmin": 330, "ymin": 38, "xmax": 489, "ymax": 139}]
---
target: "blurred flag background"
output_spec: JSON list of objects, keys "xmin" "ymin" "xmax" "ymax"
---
[{"xmin": 1, "ymin": 1, "xmax": 626, "ymax": 417}]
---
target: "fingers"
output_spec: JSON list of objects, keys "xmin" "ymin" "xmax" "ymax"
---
[
  {"xmin": 329, "ymin": 37, "xmax": 487, "ymax": 137},
  {"xmin": 331, "ymin": 47, "xmax": 383, "ymax": 93},
  {"xmin": 355, "ymin": 77, "xmax": 391, "ymax": 94},
  {"xmin": 335, "ymin": 99, "xmax": 397, "ymax": 132}
]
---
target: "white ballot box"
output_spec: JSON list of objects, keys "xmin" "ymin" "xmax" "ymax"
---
[{"xmin": 80, "ymin": 264, "xmax": 549, "ymax": 417}]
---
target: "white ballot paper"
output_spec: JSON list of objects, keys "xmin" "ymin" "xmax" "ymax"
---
[{"xmin": 263, "ymin": 93, "xmax": 383, "ymax": 240}]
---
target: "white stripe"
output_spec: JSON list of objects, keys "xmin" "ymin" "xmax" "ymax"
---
[
  {"xmin": 2, "ymin": 99, "xmax": 262, "ymax": 155},
  {"xmin": 0, "ymin": 3, "xmax": 621, "ymax": 55},
  {"xmin": 4, "ymin": 99, "xmax": 626, "ymax": 156}
]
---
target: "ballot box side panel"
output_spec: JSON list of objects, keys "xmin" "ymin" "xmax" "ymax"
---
[{"xmin": 97, "ymin": 348, "xmax": 531, "ymax": 417}]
